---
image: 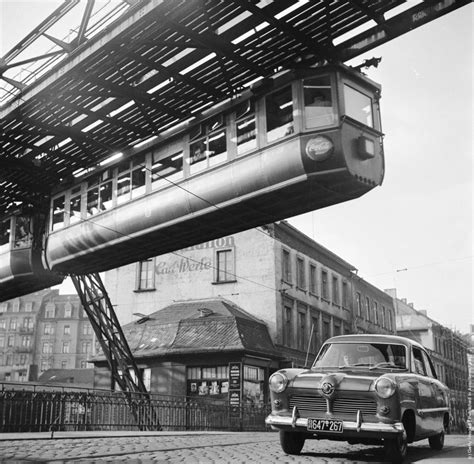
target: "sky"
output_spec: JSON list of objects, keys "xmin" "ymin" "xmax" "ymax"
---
[{"xmin": 1, "ymin": 1, "xmax": 472, "ymax": 332}]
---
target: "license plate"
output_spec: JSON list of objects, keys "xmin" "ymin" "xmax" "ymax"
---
[{"xmin": 307, "ymin": 418, "xmax": 343, "ymax": 433}]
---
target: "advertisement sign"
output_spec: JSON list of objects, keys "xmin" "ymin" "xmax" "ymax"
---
[
  {"xmin": 228, "ymin": 362, "xmax": 241, "ymax": 416},
  {"xmin": 229, "ymin": 362, "xmax": 241, "ymax": 390}
]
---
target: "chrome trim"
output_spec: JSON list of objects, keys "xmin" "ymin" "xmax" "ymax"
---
[
  {"xmin": 356, "ymin": 410, "xmax": 362, "ymax": 432},
  {"xmin": 417, "ymin": 407, "xmax": 449, "ymax": 414},
  {"xmin": 291, "ymin": 406, "xmax": 298, "ymax": 428},
  {"xmin": 265, "ymin": 415, "xmax": 404, "ymax": 434}
]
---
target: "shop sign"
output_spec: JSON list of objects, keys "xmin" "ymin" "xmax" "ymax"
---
[
  {"xmin": 229, "ymin": 390, "xmax": 241, "ymax": 415},
  {"xmin": 229, "ymin": 362, "xmax": 241, "ymax": 390}
]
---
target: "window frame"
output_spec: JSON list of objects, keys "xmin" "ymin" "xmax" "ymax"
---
[{"xmin": 214, "ymin": 247, "xmax": 236, "ymax": 284}]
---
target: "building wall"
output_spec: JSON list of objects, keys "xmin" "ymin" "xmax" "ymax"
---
[
  {"xmin": 104, "ymin": 228, "xmax": 278, "ymax": 334},
  {"xmin": 104, "ymin": 222, "xmax": 396, "ymax": 370},
  {"xmin": 0, "ymin": 289, "xmax": 96, "ymax": 382},
  {"xmin": 352, "ymin": 278, "xmax": 395, "ymax": 335},
  {"xmin": 0, "ymin": 290, "xmax": 47, "ymax": 382}
]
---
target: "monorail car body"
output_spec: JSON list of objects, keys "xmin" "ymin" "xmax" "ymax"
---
[
  {"xmin": 0, "ymin": 214, "xmax": 63, "ymax": 301},
  {"xmin": 45, "ymin": 64, "xmax": 384, "ymax": 274},
  {"xmin": 0, "ymin": 64, "xmax": 384, "ymax": 300}
]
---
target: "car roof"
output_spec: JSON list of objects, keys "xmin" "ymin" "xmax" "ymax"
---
[{"xmin": 325, "ymin": 334, "xmax": 423, "ymax": 350}]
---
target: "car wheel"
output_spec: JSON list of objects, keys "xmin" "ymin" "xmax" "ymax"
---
[
  {"xmin": 384, "ymin": 429, "xmax": 407, "ymax": 463},
  {"xmin": 279, "ymin": 430, "xmax": 305, "ymax": 455},
  {"xmin": 428, "ymin": 429, "xmax": 445, "ymax": 450}
]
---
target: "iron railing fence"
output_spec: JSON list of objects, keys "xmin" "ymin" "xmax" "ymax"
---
[{"xmin": 0, "ymin": 382, "xmax": 271, "ymax": 433}]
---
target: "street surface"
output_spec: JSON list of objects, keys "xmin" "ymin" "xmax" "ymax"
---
[{"xmin": 0, "ymin": 431, "xmax": 470, "ymax": 463}]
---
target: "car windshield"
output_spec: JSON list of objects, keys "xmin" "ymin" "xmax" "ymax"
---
[{"xmin": 312, "ymin": 342, "xmax": 407, "ymax": 370}]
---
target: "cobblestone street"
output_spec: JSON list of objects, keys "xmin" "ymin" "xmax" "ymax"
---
[{"xmin": 0, "ymin": 432, "xmax": 470, "ymax": 463}]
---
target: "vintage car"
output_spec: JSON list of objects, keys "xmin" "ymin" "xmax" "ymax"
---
[{"xmin": 265, "ymin": 334, "xmax": 449, "ymax": 462}]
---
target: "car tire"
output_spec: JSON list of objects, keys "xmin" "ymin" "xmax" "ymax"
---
[
  {"xmin": 279, "ymin": 430, "xmax": 305, "ymax": 455},
  {"xmin": 384, "ymin": 429, "xmax": 407, "ymax": 463},
  {"xmin": 428, "ymin": 429, "xmax": 444, "ymax": 450}
]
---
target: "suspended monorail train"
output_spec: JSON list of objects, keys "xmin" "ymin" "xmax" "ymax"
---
[{"xmin": 0, "ymin": 64, "xmax": 384, "ymax": 301}]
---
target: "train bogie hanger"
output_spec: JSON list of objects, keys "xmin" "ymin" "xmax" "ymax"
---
[{"xmin": 0, "ymin": 64, "xmax": 384, "ymax": 300}]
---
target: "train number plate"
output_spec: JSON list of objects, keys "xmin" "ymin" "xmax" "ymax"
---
[{"xmin": 307, "ymin": 418, "xmax": 343, "ymax": 433}]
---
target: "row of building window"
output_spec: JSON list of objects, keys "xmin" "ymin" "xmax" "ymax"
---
[
  {"xmin": 355, "ymin": 291, "xmax": 393, "ymax": 331},
  {"xmin": 0, "ymin": 335, "xmax": 32, "ymax": 348},
  {"xmin": 43, "ymin": 302, "xmax": 81, "ymax": 319},
  {"xmin": 0, "ymin": 301, "xmax": 34, "ymax": 312},
  {"xmin": 282, "ymin": 301, "xmax": 349, "ymax": 356},
  {"xmin": 433, "ymin": 335, "xmax": 467, "ymax": 363},
  {"xmin": 42, "ymin": 323, "xmax": 92, "ymax": 336},
  {"xmin": 282, "ymin": 249, "xmax": 350, "ymax": 307},
  {"xmin": 38, "ymin": 359, "xmax": 92, "ymax": 372},
  {"xmin": 0, "ymin": 354, "xmax": 30, "ymax": 366},
  {"xmin": 0, "ymin": 303, "xmax": 82, "ymax": 319},
  {"xmin": 42, "ymin": 341, "xmax": 93, "ymax": 355},
  {"xmin": 2, "ymin": 371, "xmax": 28, "ymax": 382},
  {"xmin": 0, "ymin": 317, "xmax": 34, "ymax": 331}
]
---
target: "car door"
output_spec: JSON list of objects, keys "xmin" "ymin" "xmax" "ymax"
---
[
  {"xmin": 420, "ymin": 349, "xmax": 447, "ymax": 433},
  {"xmin": 411, "ymin": 347, "xmax": 432, "ymax": 436}
]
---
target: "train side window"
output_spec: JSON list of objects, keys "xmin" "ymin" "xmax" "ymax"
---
[
  {"xmin": 266, "ymin": 85, "xmax": 294, "ymax": 143},
  {"xmin": 117, "ymin": 162, "xmax": 132, "ymax": 205},
  {"xmin": 69, "ymin": 186, "xmax": 82, "ymax": 224},
  {"xmin": 52, "ymin": 196, "xmax": 65, "ymax": 230},
  {"xmin": 117, "ymin": 155, "xmax": 146, "ymax": 204},
  {"xmin": 131, "ymin": 154, "xmax": 146, "ymax": 199},
  {"xmin": 235, "ymin": 100, "xmax": 257, "ymax": 155},
  {"xmin": 87, "ymin": 171, "xmax": 112, "ymax": 217},
  {"xmin": 303, "ymin": 76, "xmax": 337, "ymax": 128},
  {"xmin": 151, "ymin": 147, "xmax": 184, "ymax": 191},
  {"xmin": 343, "ymin": 84, "xmax": 373, "ymax": 128},
  {"xmin": 0, "ymin": 218, "xmax": 11, "ymax": 248},
  {"xmin": 14, "ymin": 216, "xmax": 31, "ymax": 248},
  {"xmin": 189, "ymin": 115, "xmax": 227, "ymax": 174}
]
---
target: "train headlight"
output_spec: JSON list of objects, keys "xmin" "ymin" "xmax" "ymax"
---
[
  {"xmin": 269, "ymin": 372, "xmax": 289, "ymax": 393},
  {"xmin": 357, "ymin": 136, "xmax": 376, "ymax": 159},
  {"xmin": 374, "ymin": 376, "xmax": 396, "ymax": 399},
  {"xmin": 305, "ymin": 136, "xmax": 334, "ymax": 161}
]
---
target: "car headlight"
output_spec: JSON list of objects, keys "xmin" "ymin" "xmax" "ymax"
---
[
  {"xmin": 374, "ymin": 376, "xmax": 396, "ymax": 399},
  {"xmin": 269, "ymin": 372, "xmax": 289, "ymax": 393}
]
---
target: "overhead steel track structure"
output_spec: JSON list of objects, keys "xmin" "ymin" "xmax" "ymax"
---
[{"xmin": 0, "ymin": 0, "xmax": 469, "ymax": 217}]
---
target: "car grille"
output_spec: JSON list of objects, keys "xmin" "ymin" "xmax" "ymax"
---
[
  {"xmin": 289, "ymin": 395, "xmax": 327, "ymax": 414},
  {"xmin": 289, "ymin": 394, "xmax": 377, "ymax": 416},
  {"xmin": 333, "ymin": 397, "xmax": 377, "ymax": 415}
]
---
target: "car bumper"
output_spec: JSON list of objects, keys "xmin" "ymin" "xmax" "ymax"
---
[{"xmin": 265, "ymin": 413, "xmax": 404, "ymax": 437}]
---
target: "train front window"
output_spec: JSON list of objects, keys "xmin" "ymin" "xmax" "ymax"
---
[
  {"xmin": 266, "ymin": 85, "xmax": 294, "ymax": 143},
  {"xmin": 344, "ymin": 84, "xmax": 373, "ymax": 128},
  {"xmin": 0, "ymin": 218, "xmax": 11, "ymax": 249},
  {"xmin": 304, "ymin": 76, "xmax": 337, "ymax": 128},
  {"xmin": 13, "ymin": 216, "xmax": 31, "ymax": 248}
]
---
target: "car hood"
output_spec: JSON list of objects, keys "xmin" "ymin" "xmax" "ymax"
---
[{"xmin": 291, "ymin": 370, "xmax": 382, "ymax": 392}]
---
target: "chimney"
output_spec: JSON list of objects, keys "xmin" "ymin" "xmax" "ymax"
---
[{"xmin": 384, "ymin": 288, "xmax": 397, "ymax": 298}]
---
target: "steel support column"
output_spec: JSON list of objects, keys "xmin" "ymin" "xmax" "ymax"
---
[{"xmin": 70, "ymin": 273, "xmax": 160, "ymax": 430}]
